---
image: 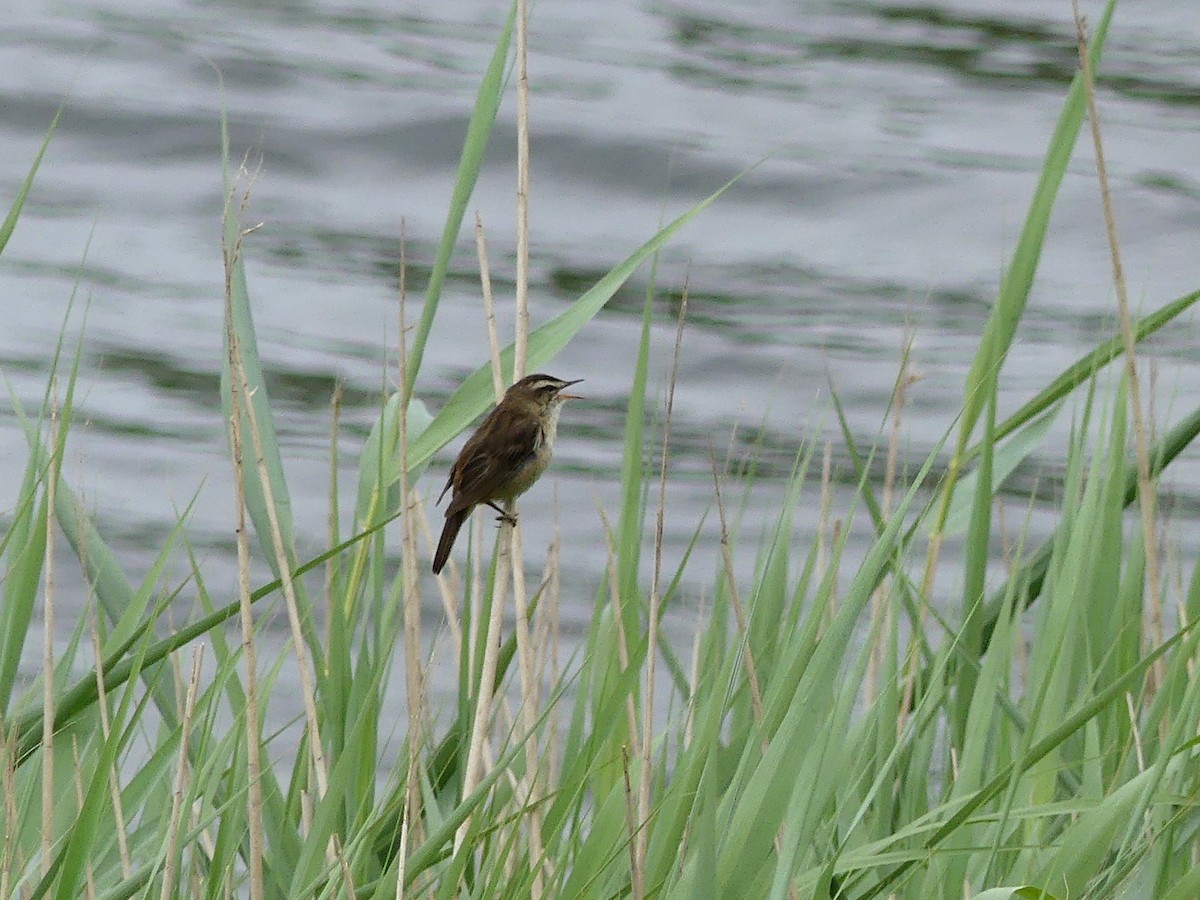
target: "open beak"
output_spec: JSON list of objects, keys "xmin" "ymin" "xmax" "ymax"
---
[{"xmin": 559, "ymin": 378, "xmax": 584, "ymax": 400}]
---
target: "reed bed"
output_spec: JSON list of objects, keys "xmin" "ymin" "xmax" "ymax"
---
[{"xmin": 4, "ymin": 0, "xmax": 1200, "ymax": 897}]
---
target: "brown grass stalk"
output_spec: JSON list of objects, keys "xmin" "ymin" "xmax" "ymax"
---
[
  {"xmin": 70, "ymin": 736, "xmax": 96, "ymax": 899},
  {"xmin": 223, "ymin": 174, "xmax": 265, "ymax": 900},
  {"xmin": 415, "ymin": 495, "xmax": 463, "ymax": 657},
  {"xmin": 712, "ymin": 453, "xmax": 799, "ymax": 899},
  {"xmin": 456, "ymin": 531, "xmax": 511, "ymax": 851},
  {"xmin": 1070, "ymin": 0, "xmax": 1162, "ymax": 676},
  {"xmin": 514, "ymin": 0, "xmax": 531, "ymax": 382},
  {"xmin": 867, "ymin": 335, "xmax": 915, "ymax": 706},
  {"xmin": 453, "ymin": 212, "xmax": 511, "ymax": 857},
  {"xmin": 326, "ymin": 380, "xmax": 344, "ymax": 647},
  {"xmin": 600, "ymin": 510, "xmax": 643, "ymax": 756},
  {"xmin": 89, "ymin": 613, "xmax": 132, "ymax": 878},
  {"xmin": 234, "ymin": 331, "xmax": 330, "ymax": 805},
  {"xmin": 512, "ymin": 1, "xmax": 546, "ymax": 884},
  {"xmin": 160, "ymin": 647, "xmax": 204, "ymax": 900},
  {"xmin": 398, "ymin": 221, "xmax": 427, "ymax": 853},
  {"xmin": 637, "ymin": 285, "xmax": 688, "ymax": 876},
  {"xmin": 1, "ymin": 729, "xmax": 17, "ymax": 899},
  {"xmin": 622, "ymin": 744, "xmax": 644, "ymax": 900},
  {"xmin": 710, "ymin": 459, "xmax": 765, "ymax": 725},
  {"xmin": 40, "ymin": 379, "xmax": 59, "ymax": 878},
  {"xmin": 476, "ymin": 214, "xmax": 505, "ymax": 402}
]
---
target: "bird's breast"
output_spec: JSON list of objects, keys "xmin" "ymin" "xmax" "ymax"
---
[{"xmin": 500, "ymin": 433, "xmax": 551, "ymax": 501}]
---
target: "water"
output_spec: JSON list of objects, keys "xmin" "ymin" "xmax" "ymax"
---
[{"xmin": 4, "ymin": 0, "xmax": 1200, "ymax": 704}]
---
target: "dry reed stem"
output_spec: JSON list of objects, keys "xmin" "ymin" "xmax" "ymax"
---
[
  {"xmin": 415, "ymin": 495, "xmax": 463, "ymax": 656},
  {"xmin": 453, "ymin": 211, "xmax": 511, "ymax": 856},
  {"xmin": 512, "ymin": 3, "xmax": 545, "ymax": 883},
  {"xmin": 89, "ymin": 614, "xmax": 132, "ymax": 877},
  {"xmin": 1070, "ymin": 1, "xmax": 1162, "ymax": 675},
  {"xmin": 463, "ymin": 511, "xmax": 483, "ymax": 681},
  {"xmin": 710, "ymin": 458, "xmax": 764, "ymax": 724},
  {"xmin": 395, "ymin": 811, "xmax": 409, "ymax": 899},
  {"xmin": 817, "ymin": 439, "xmax": 833, "ymax": 594},
  {"xmin": 684, "ymin": 591, "xmax": 705, "ymax": 749},
  {"xmin": 482, "ymin": 206, "xmax": 545, "ymax": 884},
  {"xmin": 235, "ymin": 326, "xmax": 330, "ymax": 803},
  {"xmin": 223, "ymin": 173, "xmax": 265, "ymax": 900},
  {"xmin": 514, "ymin": 0, "xmax": 531, "ymax": 382},
  {"xmin": 332, "ymin": 835, "xmax": 356, "ymax": 898},
  {"xmin": 711, "ymin": 455, "xmax": 799, "ymax": 898},
  {"xmin": 160, "ymin": 647, "xmax": 204, "ymax": 900},
  {"xmin": 326, "ymin": 380, "xmax": 344, "ymax": 648},
  {"xmin": 1, "ymin": 731, "xmax": 16, "ymax": 899},
  {"xmin": 544, "ymin": 520, "xmax": 563, "ymax": 791},
  {"xmin": 621, "ymin": 744, "xmax": 644, "ymax": 900},
  {"xmin": 70, "ymin": 736, "xmax": 96, "ymax": 900},
  {"xmin": 600, "ymin": 509, "xmax": 643, "ymax": 755},
  {"xmin": 637, "ymin": 284, "xmax": 688, "ymax": 875},
  {"xmin": 476, "ymin": 214, "xmax": 505, "ymax": 402},
  {"xmin": 867, "ymin": 334, "xmax": 915, "ymax": 706},
  {"xmin": 40, "ymin": 378, "xmax": 58, "ymax": 877},
  {"xmin": 509, "ymin": 517, "xmax": 546, "ymax": 884},
  {"xmin": 398, "ymin": 221, "xmax": 427, "ymax": 853},
  {"xmin": 456, "ymin": 519, "xmax": 513, "ymax": 851}
]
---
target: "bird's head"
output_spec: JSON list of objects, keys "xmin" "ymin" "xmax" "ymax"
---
[{"xmin": 505, "ymin": 373, "xmax": 584, "ymax": 412}]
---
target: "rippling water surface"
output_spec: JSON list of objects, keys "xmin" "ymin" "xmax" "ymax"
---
[{"xmin": 4, "ymin": 0, "xmax": 1200, "ymax": 703}]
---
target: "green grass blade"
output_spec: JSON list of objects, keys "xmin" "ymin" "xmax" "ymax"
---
[
  {"xmin": 405, "ymin": 168, "xmax": 748, "ymax": 474},
  {"xmin": 218, "ymin": 119, "xmax": 299, "ymax": 579},
  {"xmin": 404, "ymin": 1, "xmax": 517, "ymax": 397},
  {"xmin": 0, "ymin": 102, "xmax": 63, "ymax": 255},
  {"xmin": 968, "ymin": 287, "xmax": 1200, "ymax": 463},
  {"xmin": 955, "ymin": 0, "xmax": 1116, "ymax": 458}
]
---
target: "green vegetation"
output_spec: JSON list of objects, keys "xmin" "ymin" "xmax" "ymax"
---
[{"xmin": 4, "ymin": 1, "xmax": 1200, "ymax": 897}]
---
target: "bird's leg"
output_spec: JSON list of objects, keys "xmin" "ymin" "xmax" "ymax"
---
[{"xmin": 485, "ymin": 501, "xmax": 518, "ymax": 526}]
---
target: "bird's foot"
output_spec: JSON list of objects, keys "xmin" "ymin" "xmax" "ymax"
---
[{"xmin": 485, "ymin": 502, "xmax": 518, "ymax": 527}]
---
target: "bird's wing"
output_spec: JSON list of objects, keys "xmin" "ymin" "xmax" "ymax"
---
[
  {"xmin": 436, "ymin": 469, "xmax": 455, "ymax": 505},
  {"xmin": 445, "ymin": 415, "xmax": 542, "ymax": 517}
]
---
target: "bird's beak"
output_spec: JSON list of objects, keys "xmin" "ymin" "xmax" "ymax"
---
[{"xmin": 559, "ymin": 378, "xmax": 584, "ymax": 400}]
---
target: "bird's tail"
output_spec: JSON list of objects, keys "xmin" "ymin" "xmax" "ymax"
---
[{"xmin": 432, "ymin": 508, "xmax": 468, "ymax": 574}]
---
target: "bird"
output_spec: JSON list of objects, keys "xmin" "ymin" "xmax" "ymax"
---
[{"xmin": 432, "ymin": 373, "xmax": 583, "ymax": 574}]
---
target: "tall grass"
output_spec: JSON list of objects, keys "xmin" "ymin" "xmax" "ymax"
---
[{"xmin": 4, "ymin": 1, "xmax": 1200, "ymax": 897}]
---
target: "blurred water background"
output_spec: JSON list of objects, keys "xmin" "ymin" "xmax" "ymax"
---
[{"xmin": 3, "ymin": 0, "xmax": 1200, "ymax": 712}]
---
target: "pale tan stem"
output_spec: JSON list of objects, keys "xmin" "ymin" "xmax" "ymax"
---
[
  {"xmin": 160, "ymin": 648, "xmax": 204, "ymax": 900},
  {"xmin": 622, "ymin": 745, "xmax": 644, "ymax": 900},
  {"xmin": 326, "ymin": 381, "xmax": 344, "ymax": 650},
  {"xmin": 236, "ymin": 342, "xmax": 330, "ymax": 803},
  {"xmin": 637, "ymin": 287, "xmax": 687, "ymax": 875},
  {"xmin": 40, "ymin": 382, "xmax": 59, "ymax": 877},
  {"xmin": 89, "ymin": 615, "xmax": 132, "ymax": 877},
  {"xmin": 398, "ymin": 221, "xmax": 427, "ymax": 851},
  {"xmin": 455, "ymin": 520, "xmax": 513, "ymax": 853},
  {"xmin": 599, "ymin": 511, "xmax": 642, "ymax": 755},
  {"xmin": 223, "ymin": 176, "xmax": 265, "ymax": 900},
  {"xmin": 70, "ymin": 736, "xmax": 97, "ymax": 899},
  {"xmin": 514, "ymin": 0, "xmax": 531, "ymax": 383},
  {"xmin": 711, "ymin": 463, "xmax": 764, "ymax": 724},
  {"xmin": 476, "ymin": 214, "xmax": 505, "ymax": 403},
  {"xmin": 1071, "ymin": 0, "xmax": 1162, "ymax": 673},
  {"xmin": 509, "ymin": 509, "xmax": 545, "ymax": 890}
]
